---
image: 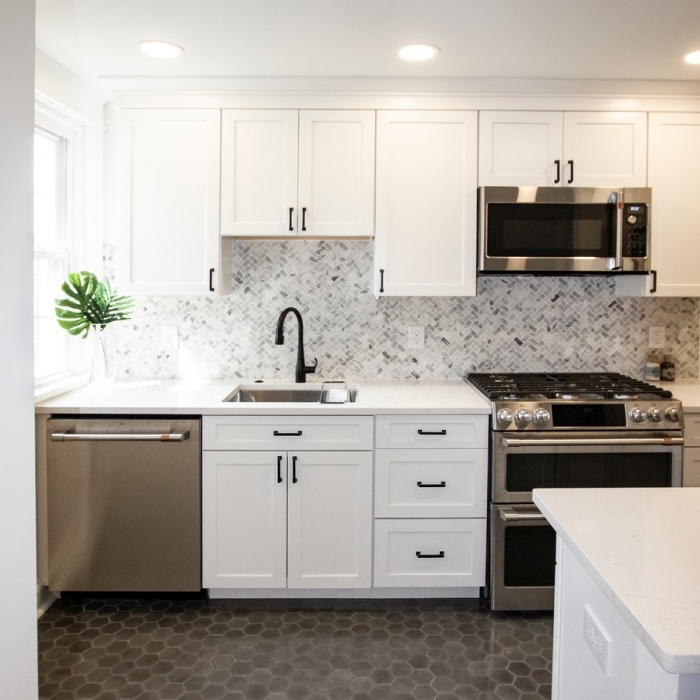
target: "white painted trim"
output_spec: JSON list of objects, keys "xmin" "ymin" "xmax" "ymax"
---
[
  {"xmin": 207, "ymin": 586, "xmax": 481, "ymax": 599},
  {"xmin": 36, "ymin": 585, "xmax": 58, "ymax": 619}
]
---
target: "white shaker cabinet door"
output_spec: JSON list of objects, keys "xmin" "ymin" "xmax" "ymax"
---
[
  {"xmin": 374, "ymin": 110, "xmax": 478, "ymax": 297},
  {"xmin": 287, "ymin": 451, "xmax": 373, "ymax": 589},
  {"xmin": 298, "ymin": 110, "xmax": 375, "ymax": 237},
  {"xmin": 202, "ymin": 451, "xmax": 287, "ymax": 589},
  {"xmin": 220, "ymin": 110, "xmax": 299, "ymax": 237},
  {"xmin": 562, "ymin": 112, "xmax": 647, "ymax": 188},
  {"xmin": 617, "ymin": 112, "xmax": 700, "ymax": 297},
  {"xmin": 115, "ymin": 109, "xmax": 225, "ymax": 296},
  {"xmin": 478, "ymin": 111, "xmax": 564, "ymax": 186}
]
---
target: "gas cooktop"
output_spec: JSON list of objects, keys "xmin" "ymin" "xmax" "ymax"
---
[{"xmin": 466, "ymin": 372, "xmax": 673, "ymax": 401}]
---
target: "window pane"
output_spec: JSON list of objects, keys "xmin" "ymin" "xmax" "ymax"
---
[
  {"xmin": 35, "ymin": 317, "xmax": 69, "ymax": 380},
  {"xmin": 34, "ymin": 128, "xmax": 66, "ymax": 251}
]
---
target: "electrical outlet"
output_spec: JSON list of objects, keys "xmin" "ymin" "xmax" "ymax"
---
[
  {"xmin": 649, "ymin": 326, "xmax": 666, "ymax": 349},
  {"xmin": 583, "ymin": 604, "xmax": 612, "ymax": 677},
  {"xmin": 407, "ymin": 326, "xmax": 425, "ymax": 349},
  {"xmin": 160, "ymin": 325, "xmax": 178, "ymax": 352}
]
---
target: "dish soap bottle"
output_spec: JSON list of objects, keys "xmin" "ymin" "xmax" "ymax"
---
[
  {"xmin": 661, "ymin": 352, "xmax": 676, "ymax": 382},
  {"xmin": 644, "ymin": 352, "xmax": 661, "ymax": 381}
]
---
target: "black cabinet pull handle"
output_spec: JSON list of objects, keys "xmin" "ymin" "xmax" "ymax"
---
[
  {"xmin": 301, "ymin": 207, "xmax": 307, "ymax": 231},
  {"xmin": 417, "ymin": 429, "xmax": 447, "ymax": 436},
  {"xmin": 416, "ymin": 551, "xmax": 445, "ymax": 559},
  {"xmin": 650, "ymin": 269, "xmax": 657, "ymax": 294},
  {"xmin": 417, "ymin": 481, "xmax": 446, "ymax": 488},
  {"xmin": 277, "ymin": 455, "xmax": 283, "ymax": 483},
  {"xmin": 379, "ymin": 269, "xmax": 385, "ymax": 293},
  {"xmin": 567, "ymin": 160, "xmax": 574, "ymax": 184},
  {"xmin": 273, "ymin": 430, "xmax": 302, "ymax": 437},
  {"xmin": 292, "ymin": 455, "xmax": 298, "ymax": 483},
  {"xmin": 554, "ymin": 159, "xmax": 561, "ymax": 184},
  {"xmin": 209, "ymin": 268, "xmax": 215, "ymax": 292},
  {"xmin": 289, "ymin": 207, "xmax": 294, "ymax": 232}
]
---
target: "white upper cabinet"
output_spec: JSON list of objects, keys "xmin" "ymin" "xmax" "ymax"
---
[
  {"xmin": 221, "ymin": 109, "xmax": 375, "ymax": 238},
  {"xmin": 617, "ymin": 113, "xmax": 700, "ymax": 297},
  {"xmin": 479, "ymin": 111, "xmax": 647, "ymax": 188},
  {"xmin": 115, "ymin": 109, "xmax": 229, "ymax": 296},
  {"xmin": 374, "ymin": 110, "xmax": 478, "ymax": 297},
  {"xmin": 220, "ymin": 110, "xmax": 299, "ymax": 237}
]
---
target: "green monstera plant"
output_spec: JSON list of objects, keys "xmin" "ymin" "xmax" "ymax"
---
[{"xmin": 55, "ymin": 271, "xmax": 134, "ymax": 337}]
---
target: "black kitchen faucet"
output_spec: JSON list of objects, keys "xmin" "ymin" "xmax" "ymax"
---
[{"xmin": 274, "ymin": 307, "xmax": 318, "ymax": 383}]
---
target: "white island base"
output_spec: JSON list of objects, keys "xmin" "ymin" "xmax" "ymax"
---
[{"xmin": 534, "ymin": 488, "xmax": 700, "ymax": 700}]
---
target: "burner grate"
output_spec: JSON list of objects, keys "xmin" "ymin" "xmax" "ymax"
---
[{"xmin": 465, "ymin": 372, "xmax": 673, "ymax": 400}]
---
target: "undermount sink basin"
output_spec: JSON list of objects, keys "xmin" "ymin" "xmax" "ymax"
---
[{"xmin": 224, "ymin": 385, "xmax": 359, "ymax": 404}]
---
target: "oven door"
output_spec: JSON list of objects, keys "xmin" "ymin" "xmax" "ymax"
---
[
  {"xmin": 490, "ymin": 503, "xmax": 556, "ymax": 611},
  {"xmin": 492, "ymin": 431, "xmax": 683, "ymax": 504}
]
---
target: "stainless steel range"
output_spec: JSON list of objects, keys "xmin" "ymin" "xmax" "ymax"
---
[{"xmin": 465, "ymin": 372, "xmax": 684, "ymax": 611}]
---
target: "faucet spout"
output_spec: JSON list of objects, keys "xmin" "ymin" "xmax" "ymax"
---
[{"xmin": 275, "ymin": 307, "xmax": 318, "ymax": 383}]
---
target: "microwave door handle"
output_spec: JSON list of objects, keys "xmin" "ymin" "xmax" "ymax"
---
[{"xmin": 608, "ymin": 190, "xmax": 624, "ymax": 270}]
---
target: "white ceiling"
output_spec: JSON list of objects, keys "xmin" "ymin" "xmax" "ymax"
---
[{"xmin": 36, "ymin": 0, "xmax": 700, "ymax": 86}]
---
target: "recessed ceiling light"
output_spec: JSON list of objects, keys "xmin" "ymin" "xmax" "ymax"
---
[
  {"xmin": 139, "ymin": 40, "xmax": 185, "ymax": 59},
  {"xmin": 685, "ymin": 50, "xmax": 700, "ymax": 65},
  {"xmin": 398, "ymin": 44, "xmax": 440, "ymax": 61}
]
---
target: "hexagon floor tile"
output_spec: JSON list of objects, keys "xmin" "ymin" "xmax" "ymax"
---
[{"xmin": 38, "ymin": 597, "xmax": 552, "ymax": 699}]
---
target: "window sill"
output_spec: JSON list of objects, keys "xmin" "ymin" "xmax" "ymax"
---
[{"xmin": 35, "ymin": 373, "xmax": 88, "ymax": 404}]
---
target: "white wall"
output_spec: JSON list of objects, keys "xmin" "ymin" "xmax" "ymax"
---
[{"xmin": 0, "ymin": 0, "xmax": 39, "ymax": 697}]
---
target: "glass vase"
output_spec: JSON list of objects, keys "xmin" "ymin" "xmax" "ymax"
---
[{"xmin": 89, "ymin": 324, "xmax": 116, "ymax": 384}]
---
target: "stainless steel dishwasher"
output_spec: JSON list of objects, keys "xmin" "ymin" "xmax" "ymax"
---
[{"xmin": 47, "ymin": 416, "xmax": 201, "ymax": 592}]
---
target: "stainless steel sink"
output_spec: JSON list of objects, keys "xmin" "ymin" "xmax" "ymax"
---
[{"xmin": 224, "ymin": 386, "xmax": 359, "ymax": 404}]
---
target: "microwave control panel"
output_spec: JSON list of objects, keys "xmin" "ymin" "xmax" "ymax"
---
[{"xmin": 622, "ymin": 203, "xmax": 648, "ymax": 258}]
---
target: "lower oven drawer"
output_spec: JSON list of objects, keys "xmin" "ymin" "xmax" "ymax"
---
[
  {"xmin": 490, "ymin": 503, "xmax": 556, "ymax": 611},
  {"xmin": 374, "ymin": 519, "xmax": 486, "ymax": 588}
]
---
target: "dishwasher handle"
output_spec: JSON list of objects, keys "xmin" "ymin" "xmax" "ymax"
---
[{"xmin": 51, "ymin": 430, "xmax": 190, "ymax": 442}]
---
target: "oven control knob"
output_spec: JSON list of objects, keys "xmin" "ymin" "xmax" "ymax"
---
[
  {"xmin": 666, "ymin": 407, "xmax": 681, "ymax": 422},
  {"xmin": 497, "ymin": 409, "xmax": 514, "ymax": 426},
  {"xmin": 629, "ymin": 407, "xmax": 647, "ymax": 423},
  {"xmin": 648, "ymin": 407, "xmax": 664, "ymax": 422},
  {"xmin": 515, "ymin": 409, "xmax": 533, "ymax": 425},
  {"xmin": 533, "ymin": 408, "xmax": 551, "ymax": 425},
  {"xmin": 627, "ymin": 214, "xmax": 638, "ymax": 225}
]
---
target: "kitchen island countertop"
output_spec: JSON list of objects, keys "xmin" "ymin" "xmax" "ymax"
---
[
  {"xmin": 534, "ymin": 487, "xmax": 700, "ymax": 675},
  {"xmin": 36, "ymin": 378, "xmax": 491, "ymax": 415}
]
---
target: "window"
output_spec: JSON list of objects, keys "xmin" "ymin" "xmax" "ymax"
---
[{"xmin": 33, "ymin": 126, "xmax": 71, "ymax": 382}]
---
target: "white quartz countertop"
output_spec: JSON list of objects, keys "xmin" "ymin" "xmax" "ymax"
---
[
  {"xmin": 36, "ymin": 378, "xmax": 491, "ymax": 415},
  {"xmin": 667, "ymin": 381, "xmax": 700, "ymax": 412},
  {"xmin": 533, "ymin": 487, "xmax": 700, "ymax": 675}
]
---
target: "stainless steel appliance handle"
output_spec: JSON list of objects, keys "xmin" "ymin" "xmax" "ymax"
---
[
  {"xmin": 499, "ymin": 507, "xmax": 548, "ymax": 522},
  {"xmin": 613, "ymin": 190, "xmax": 624, "ymax": 270},
  {"xmin": 502, "ymin": 436, "xmax": 683, "ymax": 447},
  {"xmin": 51, "ymin": 431, "xmax": 190, "ymax": 442}
]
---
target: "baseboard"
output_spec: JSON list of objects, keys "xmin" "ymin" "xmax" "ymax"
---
[
  {"xmin": 37, "ymin": 584, "xmax": 58, "ymax": 618},
  {"xmin": 207, "ymin": 586, "xmax": 481, "ymax": 599}
]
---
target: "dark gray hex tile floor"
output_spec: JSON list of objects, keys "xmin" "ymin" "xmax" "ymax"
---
[{"xmin": 38, "ymin": 598, "xmax": 552, "ymax": 700}]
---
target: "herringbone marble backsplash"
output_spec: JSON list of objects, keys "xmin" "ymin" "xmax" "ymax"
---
[{"xmin": 105, "ymin": 241, "xmax": 699, "ymax": 381}]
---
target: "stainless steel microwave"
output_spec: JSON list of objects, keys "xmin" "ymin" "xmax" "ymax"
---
[{"xmin": 478, "ymin": 186, "xmax": 651, "ymax": 274}]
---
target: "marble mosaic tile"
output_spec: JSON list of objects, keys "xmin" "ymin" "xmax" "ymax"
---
[{"xmin": 103, "ymin": 241, "xmax": 699, "ymax": 381}]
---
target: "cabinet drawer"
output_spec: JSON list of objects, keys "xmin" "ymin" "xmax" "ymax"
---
[
  {"xmin": 374, "ymin": 449, "xmax": 487, "ymax": 518},
  {"xmin": 683, "ymin": 447, "xmax": 700, "ymax": 486},
  {"xmin": 373, "ymin": 519, "xmax": 486, "ymax": 588},
  {"xmin": 684, "ymin": 415, "xmax": 700, "ymax": 447},
  {"xmin": 203, "ymin": 416, "xmax": 373, "ymax": 451},
  {"xmin": 375, "ymin": 415, "xmax": 488, "ymax": 449}
]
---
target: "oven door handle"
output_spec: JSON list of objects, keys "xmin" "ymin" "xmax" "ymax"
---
[
  {"xmin": 502, "ymin": 436, "xmax": 684, "ymax": 447},
  {"xmin": 499, "ymin": 507, "xmax": 549, "ymax": 522}
]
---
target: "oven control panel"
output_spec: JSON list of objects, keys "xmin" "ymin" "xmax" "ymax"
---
[{"xmin": 493, "ymin": 400, "xmax": 684, "ymax": 430}]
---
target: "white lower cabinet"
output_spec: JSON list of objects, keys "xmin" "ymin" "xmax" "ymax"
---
[
  {"xmin": 202, "ymin": 414, "xmax": 374, "ymax": 591},
  {"xmin": 372, "ymin": 414, "xmax": 488, "ymax": 590}
]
